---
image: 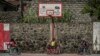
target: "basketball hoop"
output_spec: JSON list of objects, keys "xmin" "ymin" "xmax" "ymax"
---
[
  {"xmin": 46, "ymin": 10, "xmax": 54, "ymax": 16},
  {"xmin": 46, "ymin": 10, "xmax": 54, "ymax": 17}
]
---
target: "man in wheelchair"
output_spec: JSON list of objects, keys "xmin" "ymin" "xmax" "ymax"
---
[
  {"xmin": 8, "ymin": 38, "xmax": 20, "ymax": 55},
  {"xmin": 47, "ymin": 38, "xmax": 61, "ymax": 54}
]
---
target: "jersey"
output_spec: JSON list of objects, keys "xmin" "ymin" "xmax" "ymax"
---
[{"xmin": 50, "ymin": 41, "xmax": 56, "ymax": 47}]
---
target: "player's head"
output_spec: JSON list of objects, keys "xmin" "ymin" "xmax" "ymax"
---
[
  {"xmin": 11, "ymin": 38, "xmax": 14, "ymax": 41},
  {"xmin": 52, "ymin": 38, "xmax": 55, "ymax": 41}
]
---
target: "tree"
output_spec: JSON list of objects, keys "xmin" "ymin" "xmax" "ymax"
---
[{"xmin": 82, "ymin": 0, "xmax": 100, "ymax": 21}]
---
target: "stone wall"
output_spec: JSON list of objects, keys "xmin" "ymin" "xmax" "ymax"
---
[
  {"xmin": 10, "ymin": 22, "xmax": 93, "ymax": 53},
  {"xmin": 56, "ymin": 23, "xmax": 93, "ymax": 53},
  {"xmin": 10, "ymin": 23, "xmax": 50, "ymax": 53},
  {"xmin": 0, "ymin": 11, "xmax": 20, "ymax": 22}
]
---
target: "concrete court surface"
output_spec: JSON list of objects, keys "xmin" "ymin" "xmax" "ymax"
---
[{"xmin": 0, "ymin": 53, "xmax": 100, "ymax": 56}]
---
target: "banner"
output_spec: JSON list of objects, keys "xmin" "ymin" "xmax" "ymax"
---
[
  {"xmin": 0, "ymin": 23, "xmax": 10, "ymax": 50},
  {"xmin": 93, "ymin": 22, "xmax": 100, "ymax": 51}
]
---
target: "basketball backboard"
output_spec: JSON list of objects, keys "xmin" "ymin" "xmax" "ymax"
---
[{"xmin": 38, "ymin": 3, "xmax": 62, "ymax": 17}]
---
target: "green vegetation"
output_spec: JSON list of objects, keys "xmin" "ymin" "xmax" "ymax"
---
[
  {"xmin": 82, "ymin": 0, "xmax": 100, "ymax": 21},
  {"xmin": 23, "ymin": 5, "xmax": 74, "ymax": 23},
  {"xmin": 62, "ymin": 9, "xmax": 74, "ymax": 22},
  {"xmin": 23, "ymin": 6, "xmax": 38, "ymax": 23}
]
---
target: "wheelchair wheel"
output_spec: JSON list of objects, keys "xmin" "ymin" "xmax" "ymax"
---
[{"xmin": 8, "ymin": 47, "xmax": 21, "ymax": 55}]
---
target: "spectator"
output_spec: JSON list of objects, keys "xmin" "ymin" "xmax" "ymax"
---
[{"xmin": 79, "ymin": 38, "xmax": 89, "ymax": 54}]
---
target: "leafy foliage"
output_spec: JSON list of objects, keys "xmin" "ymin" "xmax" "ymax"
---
[
  {"xmin": 82, "ymin": 0, "xmax": 100, "ymax": 20},
  {"xmin": 23, "ymin": 6, "xmax": 38, "ymax": 23},
  {"xmin": 62, "ymin": 9, "xmax": 74, "ymax": 22}
]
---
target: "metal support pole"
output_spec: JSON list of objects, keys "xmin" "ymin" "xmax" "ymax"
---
[
  {"xmin": 50, "ymin": 16, "xmax": 55, "ymax": 41},
  {"xmin": 52, "ymin": 18, "xmax": 55, "ymax": 40}
]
